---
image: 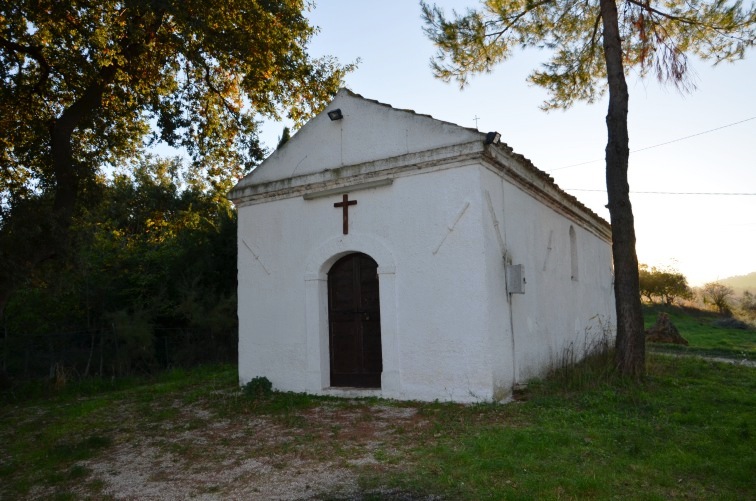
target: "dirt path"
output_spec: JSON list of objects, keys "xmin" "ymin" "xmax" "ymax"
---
[
  {"xmin": 66, "ymin": 400, "xmax": 441, "ymax": 500},
  {"xmin": 650, "ymin": 348, "xmax": 756, "ymax": 367}
]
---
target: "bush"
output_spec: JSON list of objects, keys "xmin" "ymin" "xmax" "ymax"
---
[
  {"xmin": 702, "ymin": 282, "xmax": 735, "ymax": 314},
  {"xmin": 243, "ymin": 376, "xmax": 273, "ymax": 399},
  {"xmin": 711, "ymin": 318, "xmax": 752, "ymax": 330}
]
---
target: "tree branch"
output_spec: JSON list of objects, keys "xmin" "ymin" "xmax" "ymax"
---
[
  {"xmin": 626, "ymin": 0, "xmax": 753, "ymax": 36},
  {"xmin": 625, "ymin": 0, "xmax": 700, "ymax": 24},
  {"xmin": 485, "ymin": 0, "xmax": 556, "ymax": 42},
  {"xmin": 201, "ymin": 63, "xmax": 240, "ymax": 117},
  {"xmin": 591, "ymin": 11, "xmax": 602, "ymax": 50},
  {"xmin": 51, "ymin": 63, "xmax": 119, "ymax": 212},
  {"xmin": 0, "ymin": 35, "xmax": 51, "ymax": 94}
]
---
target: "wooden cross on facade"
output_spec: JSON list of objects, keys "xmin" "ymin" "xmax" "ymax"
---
[{"xmin": 334, "ymin": 194, "xmax": 357, "ymax": 234}]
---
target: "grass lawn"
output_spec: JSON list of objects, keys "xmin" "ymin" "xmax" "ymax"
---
[
  {"xmin": 396, "ymin": 355, "xmax": 755, "ymax": 500},
  {"xmin": 642, "ymin": 303, "xmax": 756, "ymax": 359},
  {"xmin": 1, "ymin": 354, "xmax": 754, "ymax": 500}
]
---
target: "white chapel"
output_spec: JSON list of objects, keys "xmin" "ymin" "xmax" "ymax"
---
[{"xmin": 229, "ymin": 89, "xmax": 616, "ymax": 403}]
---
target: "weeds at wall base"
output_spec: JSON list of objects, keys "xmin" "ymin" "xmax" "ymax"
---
[{"xmin": 536, "ymin": 327, "xmax": 618, "ymax": 395}]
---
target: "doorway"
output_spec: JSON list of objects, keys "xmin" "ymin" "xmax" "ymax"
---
[{"xmin": 327, "ymin": 253, "xmax": 382, "ymax": 388}]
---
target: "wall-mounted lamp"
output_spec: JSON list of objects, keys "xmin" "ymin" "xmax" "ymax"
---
[
  {"xmin": 327, "ymin": 108, "xmax": 344, "ymax": 121},
  {"xmin": 485, "ymin": 131, "xmax": 501, "ymax": 145}
]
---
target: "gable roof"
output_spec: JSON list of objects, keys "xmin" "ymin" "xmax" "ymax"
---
[
  {"xmin": 228, "ymin": 89, "xmax": 611, "ymax": 241},
  {"xmin": 235, "ymin": 88, "xmax": 483, "ymax": 187}
]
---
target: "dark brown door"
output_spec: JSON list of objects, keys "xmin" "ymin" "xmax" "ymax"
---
[{"xmin": 328, "ymin": 253, "xmax": 382, "ymax": 388}]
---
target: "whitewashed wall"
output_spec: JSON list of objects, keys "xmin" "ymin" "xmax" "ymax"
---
[
  {"xmin": 237, "ymin": 161, "xmax": 615, "ymax": 402},
  {"xmin": 480, "ymin": 167, "xmax": 616, "ymax": 384},
  {"xmin": 238, "ymin": 164, "xmax": 502, "ymax": 402}
]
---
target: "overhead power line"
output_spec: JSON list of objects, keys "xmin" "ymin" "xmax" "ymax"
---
[
  {"xmin": 565, "ymin": 189, "xmax": 756, "ymax": 195},
  {"xmin": 548, "ymin": 116, "xmax": 756, "ymax": 172}
]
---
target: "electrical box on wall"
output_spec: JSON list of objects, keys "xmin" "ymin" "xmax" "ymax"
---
[{"xmin": 507, "ymin": 264, "xmax": 526, "ymax": 294}]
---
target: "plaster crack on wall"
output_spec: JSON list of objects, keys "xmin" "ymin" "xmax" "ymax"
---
[
  {"xmin": 484, "ymin": 190, "xmax": 506, "ymax": 257},
  {"xmin": 542, "ymin": 230, "xmax": 553, "ymax": 271},
  {"xmin": 432, "ymin": 201, "xmax": 470, "ymax": 255},
  {"xmin": 290, "ymin": 155, "xmax": 309, "ymax": 178},
  {"xmin": 242, "ymin": 239, "xmax": 271, "ymax": 275}
]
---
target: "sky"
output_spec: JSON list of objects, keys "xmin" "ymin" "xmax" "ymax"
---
[{"xmin": 260, "ymin": 1, "xmax": 756, "ymax": 286}]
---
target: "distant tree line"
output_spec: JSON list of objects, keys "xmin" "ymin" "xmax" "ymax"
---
[
  {"xmin": 2, "ymin": 158, "xmax": 237, "ymax": 381},
  {"xmin": 639, "ymin": 264, "xmax": 756, "ymax": 322}
]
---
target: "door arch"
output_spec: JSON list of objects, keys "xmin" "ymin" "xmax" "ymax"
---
[{"xmin": 327, "ymin": 252, "xmax": 382, "ymax": 388}]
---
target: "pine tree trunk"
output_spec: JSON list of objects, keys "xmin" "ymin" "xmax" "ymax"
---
[{"xmin": 600, "ymin": 0, "xmax": 645, "ymax": 378}]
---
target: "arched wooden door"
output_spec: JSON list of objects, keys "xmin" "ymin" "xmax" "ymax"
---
[{"xmin": 327, "ymin": 253, "xmax": 382, "ymax": 388}]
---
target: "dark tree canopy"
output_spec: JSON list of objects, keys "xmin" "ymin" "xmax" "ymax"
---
[
  {"xmin": 3, "ymin": 157, "xmax": 241, "ymax": 377},
  {"xmin": 0, "ymin": 0, "xmax": 354, "ymax": 317},
  {"xmin": 422, "ymin": 0, "xmax": 755, "ymax": 378}
]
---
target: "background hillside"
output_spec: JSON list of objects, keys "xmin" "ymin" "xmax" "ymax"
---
[{"xmin": 718, "ymin": 271, "xmax": 756, "ymax": 294}]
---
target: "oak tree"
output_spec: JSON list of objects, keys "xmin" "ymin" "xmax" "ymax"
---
[
  {"xmin": 0, "ymin": 0, "xmax": 353, "ymax": 318},
  {"xmin": 422, "ymin": 0, "xmax": 755, "ymax": 377},
  {"xmin": 638, "ymin": 264, "xmax": 693, "ymax": 305}
]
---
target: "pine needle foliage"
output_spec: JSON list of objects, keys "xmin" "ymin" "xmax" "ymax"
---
[{"xmin": 422, "ymin": 0, "xmax": 755, "ymax": 109}]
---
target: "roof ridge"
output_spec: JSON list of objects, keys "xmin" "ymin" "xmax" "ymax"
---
[
  {"xmin": 339, "ymin": 87, "xmax": 481, "ymax": 136},
  {"xmin": 338, "ymin": 88, "xmax": 606, "ymax": 228}
]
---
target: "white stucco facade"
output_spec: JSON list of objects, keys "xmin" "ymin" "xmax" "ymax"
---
[{"xmin": 229, "ymin": 89, "xmax": 616, "ymax": 403}]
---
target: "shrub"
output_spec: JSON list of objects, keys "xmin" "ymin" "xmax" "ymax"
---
[
  {"xmin": 711, "ymin": 318, "xmax": 752, "ymax": 330},
  {"xmin": 702, "ymin": 282, "xmax": 735, "ymax": 315},
  {"xmin": 243, "ymin": 376, "xmax": 273, "ymax": 399}
]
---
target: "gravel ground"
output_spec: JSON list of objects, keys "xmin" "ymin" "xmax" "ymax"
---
[{"xmin": 62, "ymin": 401, "xmax": 440, "ymax": 500}]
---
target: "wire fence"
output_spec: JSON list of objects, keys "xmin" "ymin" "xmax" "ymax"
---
[{"xmin": 0, "ymin": 326, "xmax": 237, "ymax": 382}]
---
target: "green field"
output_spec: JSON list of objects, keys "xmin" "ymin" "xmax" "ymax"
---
[{"xmin": 643, "ymin": 303, "xmax": 756, "ymax": 358}]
